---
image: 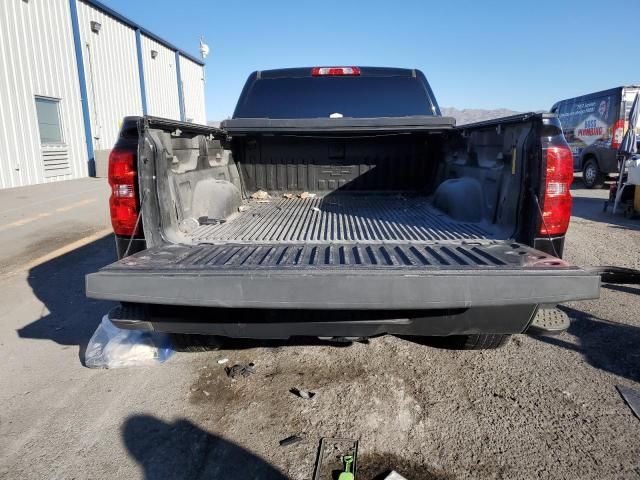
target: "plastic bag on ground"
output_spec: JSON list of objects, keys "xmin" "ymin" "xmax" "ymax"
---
[{"xmin": 85, "ymin": 315, "xmax": 174, "ymax": 369}]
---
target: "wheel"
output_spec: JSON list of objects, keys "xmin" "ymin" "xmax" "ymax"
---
[
  {"xmin": 582, "ymin": 158, "xmax": 604, "ymax": 189},
  {"xmin": 169, "ymin": 333, "xmax": 223, "ymax": 352},
  {"xmin": 441, "ymin": 334, "xmax": 511, "ymax": 350}
]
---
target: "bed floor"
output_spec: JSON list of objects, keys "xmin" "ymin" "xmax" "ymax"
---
[{"xmin": 186, "ymin": 194, "xmax": 494, "ymax": 244}]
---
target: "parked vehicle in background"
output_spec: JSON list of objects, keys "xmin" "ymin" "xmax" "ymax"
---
[{"xmin": 551, "ymin": 86, "xmax": 640, "ymax": 188}]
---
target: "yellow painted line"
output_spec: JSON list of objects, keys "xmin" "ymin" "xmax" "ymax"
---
[
  {"xmin": 0, "ymin": 198, "xmax": 97, "ymax": 233},
  {"xmin": 1, "ymin": 228, "xmax": 113, "ymax": 278},
  {"xmin": 9, "ymin": 212, "xmax": 52, "ymax": 227},
  {"xmin": 54, "ymin": 198, "xmax": 97, "ymax": 213}
]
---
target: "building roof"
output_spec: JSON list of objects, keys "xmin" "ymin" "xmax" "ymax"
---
[{"xmin": 80, "ymin": 0, "xmax": 205, "ymax": 66}]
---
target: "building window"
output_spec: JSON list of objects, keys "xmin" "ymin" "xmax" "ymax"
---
[{"xmin": 35, "ymin": 97, "xmax": 64, "ymax": 144}]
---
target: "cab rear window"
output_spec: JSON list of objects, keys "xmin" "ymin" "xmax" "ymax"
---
[{"xmin": 233, "ymin": 76, "xmax": 433, "ymax": 119}]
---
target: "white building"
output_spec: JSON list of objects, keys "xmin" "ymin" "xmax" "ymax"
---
[{"xmin": 0, "ymin": 0, "xmax": 207, "ymax": 189}]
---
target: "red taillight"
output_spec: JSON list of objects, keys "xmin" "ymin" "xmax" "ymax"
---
[
  {"xmin": 539, "ymin": 145, "xmax": 573, "ymax": 236},
  {"xmin": 108, "ymin": 147, "xmax": 140, "ymax": 236},
  {"xmin": 311, "ymin": 66, "xmax": 361, "ymax": 76},
  {"xmin": 611, "ymin": 119, "xmax": 625, "ymax": 150}
]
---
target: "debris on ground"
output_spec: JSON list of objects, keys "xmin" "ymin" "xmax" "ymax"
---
[
  {"xmin": 238, "ymin": 205, "xmax": 248, "ymax": 212},
  {"xmin": 85, "ymin": 315, "xmax": 173, "ymax": 369},
  {"xmin": 290, "ymin": 387, "xmax": 316, "ymax": 399},
  {"xmin": 225, "ymin": 363, "xmax": 256, "ymax": 378},
  {"xmin": 283, "ymin": 193, "xmax": 294, "ymax": 199},
  {"xmin": 251, "ymin": 190, "xmax": 270, "ymax": 200},
  {"xmin": 216, "ymin": 357, "xmax": 229, "ymax": 365},
  {"xmin": 279, "ymin": 435, "xmax": 303, "ymax": 447},
  {"xmin": 312, "ymin": 207, "xmax": 321, "ymax": 212},
  {"xmin": 299, "ymin": 191, "xmax": 317, "ymax": 199},
  {"xmin": 616, "ymin": 385, "xmax": 640, "ymax": 420}
]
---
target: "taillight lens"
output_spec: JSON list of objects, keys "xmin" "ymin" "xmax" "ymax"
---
[
  {"xmin": 539, "ymin": 146, "xmax": 573, "ymax": 236},
  {"xmin": 311, "ymin": 66, "xmax": 361, "ymax": 76},
  {"xmin": 108, "ymin": 147, "xmax": 140, "ymax": 236},
  {"xmin": 611, "ymin": 119, "xmax": 625, "ymax": 150}
]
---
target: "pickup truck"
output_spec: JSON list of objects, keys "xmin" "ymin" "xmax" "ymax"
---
[{"xmin": 86, "ymin": 66, "xmax": 600, "ymax": 350}]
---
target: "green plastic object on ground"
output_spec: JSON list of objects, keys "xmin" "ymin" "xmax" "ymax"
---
[{"xmin": 338, "ymin": 455, "xmax": 354, "ymax": 480}]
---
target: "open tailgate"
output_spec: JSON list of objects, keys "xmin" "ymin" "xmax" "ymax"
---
[{"xmin": 86, "ymin": 241, "xmax": 600, "ymax": 310}]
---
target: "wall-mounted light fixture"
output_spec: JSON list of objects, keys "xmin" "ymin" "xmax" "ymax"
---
[
  {"xmin": 90, "ymin": 21, "xmax": 102, "ymax": 33},
  {"xmin": 150, "ymin": 50, "xmax": 158, "ymax": 59}
]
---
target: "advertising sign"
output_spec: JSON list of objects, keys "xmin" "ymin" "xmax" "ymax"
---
[
  {"xmin": 556, "ymin": 94, "xmax": 617, "ymax": 157},
  {"xmin": 574, "ymin": 115, "xmax": 609, "ymax": 146}
]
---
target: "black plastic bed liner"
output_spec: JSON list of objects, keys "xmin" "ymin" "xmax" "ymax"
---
[
  {"xmin": 187, "ymin": 195, "xmax": 492, "ymax": 244},
  {"xmin": 86, "ymin": 241, "xmax": 600, "ymax": 310}
]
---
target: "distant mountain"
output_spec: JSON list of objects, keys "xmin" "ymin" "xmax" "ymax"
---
[{"xmin": 441, "ymin": 107, "xmax": 521, "ymax": 125}]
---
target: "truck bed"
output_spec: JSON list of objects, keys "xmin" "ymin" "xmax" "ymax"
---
[
  {"xmin": 187, "ymin": 195, "xmax": 493, "ymax": 244},
  {"xmin": 89, "ymin": 116, "xmax": 600, "ymax": 315}
]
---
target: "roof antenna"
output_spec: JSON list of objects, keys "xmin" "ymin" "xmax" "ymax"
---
[
  {"xmin": 199, "ymin": 36, "xmax": 209, "ymax": 85},
  {"xmin": 199, "ymin": 36, "xmax": 210, "ymax": 60}
]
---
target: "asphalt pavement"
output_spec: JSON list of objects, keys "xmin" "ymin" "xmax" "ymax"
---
[{"xmin": 0, "ymin": 178, "xmax": 638, "ymax": 479}]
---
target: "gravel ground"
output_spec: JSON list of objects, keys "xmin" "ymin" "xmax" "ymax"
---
[
  {"xmin": 1, "ymin": 181, "xmax": 639, "ymax": 479},
  {"xmin": 139, "ymin": 186, "xmax": 640, "ymax": 479}
]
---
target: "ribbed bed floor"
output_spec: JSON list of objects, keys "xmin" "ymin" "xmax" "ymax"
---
[{"xmin": 187, "ymin": 195, "xmax": 493, "ymax": 244}]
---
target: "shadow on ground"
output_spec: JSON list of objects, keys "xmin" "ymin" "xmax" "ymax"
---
[
  {"xmin": 602, "ymin": 283, "xmax": 640, "ymax": 296},
  {"xmin": 533, "ymin": 304, "xmax": 640, "ymax": 383},
  {"xmin": 122, "ymin": 415, "xmax": 286, "ymax": 480},
  {"xmin": 122, "ymin": 415, "xmax": 454, "ymax": 480},
  {"xmin": 17, "ymin": 235, "xmax": 116, "ymax": 362}
]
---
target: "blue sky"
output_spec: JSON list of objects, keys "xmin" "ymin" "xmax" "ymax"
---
[{"xmin": 102, "ymin": 0, "xmax": 639, "ymax": 121}]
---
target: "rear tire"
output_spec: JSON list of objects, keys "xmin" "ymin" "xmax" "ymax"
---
[
  {"xmin": 443, "ymin": 334, "xmax": 511, "ymax": 350},
  {"xmin": 170, "ymin": 333, "xmax": 223, "ymax": 352},
  {"xmin": 583, "ymin": 158, "xmax": 604, "ymax": 189}
]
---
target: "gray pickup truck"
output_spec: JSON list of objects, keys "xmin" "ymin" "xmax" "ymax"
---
[{"xmin": 86, "ymin": 66, "xmax": 600, "ymax": 350}]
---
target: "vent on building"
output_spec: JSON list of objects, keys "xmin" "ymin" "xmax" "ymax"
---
[{"xmin": 42, "ymin": 145, "xmax": 71, "ymax": 178}]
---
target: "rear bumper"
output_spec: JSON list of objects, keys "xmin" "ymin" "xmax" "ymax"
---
[
  {"xmin": 88, "ymin": 267, "xmax": 599, "ymax": 310},
  {"xmin": 110, "ymin": 304, "xmax": 539, "ymax": 338},
  {"xmin": 88, "ymin": 241, "xmax": 600, "ymax": 338}
]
